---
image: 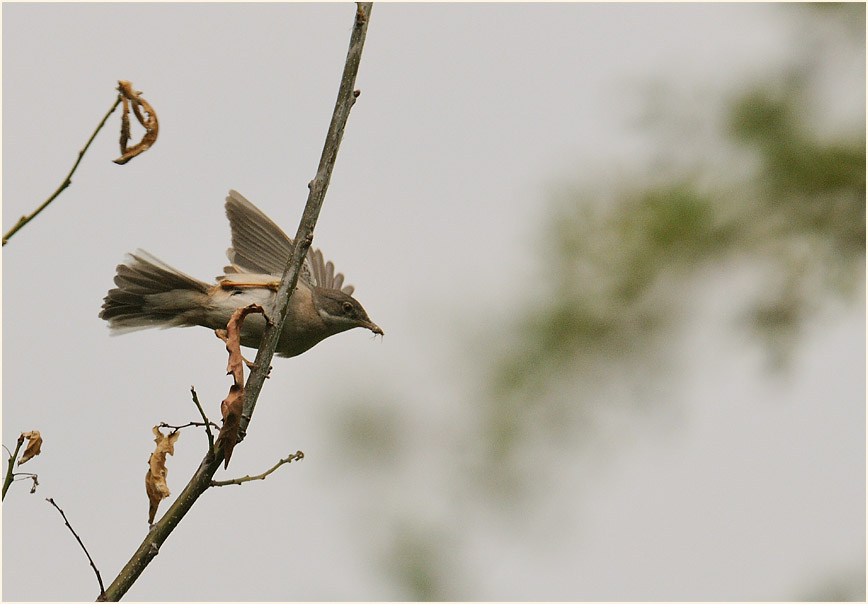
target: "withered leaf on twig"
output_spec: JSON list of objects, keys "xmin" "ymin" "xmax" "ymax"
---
[
  {"xmin": 145, "ymin": 426, "xmax": 180, "ymax": 524},
  {"xmin": 113, "ymin": 80, "xmax": 159, "ymax": 165},
  {"xmin": 217, "ymin": 385, "xmax": 243, "ymax": 470},
  {"xmin": 18, "ymin": 431, "xmax": 43, "ymax": 465},
  {"xmin": 215, "ymin": 304, "xmax": 264, "ymax": 468}
]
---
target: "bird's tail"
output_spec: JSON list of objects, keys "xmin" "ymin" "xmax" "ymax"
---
[{"xmin": 100, "ymin": 250, "xmax": 211, "ymax": 332}]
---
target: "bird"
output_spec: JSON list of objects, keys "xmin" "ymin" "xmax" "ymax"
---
[{"xmin": 100, "ymin": 189, "xmax": 382, "ymax": 357}]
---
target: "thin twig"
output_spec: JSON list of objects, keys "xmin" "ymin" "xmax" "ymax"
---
[
  {"xmin": 211, "ymin": 451, "xmax": 304, "ymax": 487},
  {"xmin": 46, "ymin": 498, "xmax": 106, "ymax": 599},
  {"xmin": 2, "ymin": 96, "xmax": 122, "ymax": 246},
  {"xmin": 100, "ymin": 5, "xmax": 374, "ymax": 600},
  {"xmin": 189, "ymin": 386, "xmax": 215, "ymax": 450},
  {"xmin": 1, "ymin": 434, "xmax": 25, "ymax": 501},
  {"xmin": 158, "ymin": 421, "xmax": 218, "ymax": 432}
]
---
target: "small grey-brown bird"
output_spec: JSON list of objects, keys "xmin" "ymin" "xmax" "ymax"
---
[{"xmin": 100, "ymin": 190, "xmax": 382, "ymax": 357}]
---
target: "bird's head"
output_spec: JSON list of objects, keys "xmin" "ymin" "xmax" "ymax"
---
[{"xmin": 311, "ymin": 287, "xmax": 383, "ymax": 337}]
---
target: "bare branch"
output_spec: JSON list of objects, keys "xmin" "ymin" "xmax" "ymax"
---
[
  {"xmin": 2, "ymin": 434, "xmax": 25, "ymax": 501},
  {"xmin": 211, "ymin": 451, "xmax": 304, "ymax": 487},
  {"xmin": 157, "ymin": 421, "xmax": 219, "ymax": 432},
  {"xmin": 2, "ymin": 95, "xmax": 122, "ymax": 246},
  {"xmin": 190, "ymin": 386, "xmax": 216, "ymax": 451},
  {"xmin": 240, "ymin": 1, "xmax": 374, "ymax": 439},
  {"xmin": 47, "ymin": 498, "xmax": 106, "ymax": 599}
]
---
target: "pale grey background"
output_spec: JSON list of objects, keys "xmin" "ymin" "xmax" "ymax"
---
[{"xmin": 2, "ymin": 3, "xmax": 864, "ymax": 601}]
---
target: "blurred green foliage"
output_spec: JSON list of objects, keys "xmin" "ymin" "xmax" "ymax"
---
[
  {"xmin": 730, "ymin": 88, "xmax": 865, "ymax": 254},
  {"xmin": 381, "ymin": 523, "xmax": 451, "ymax": 602},
  {"xmin": 484, "ymin": 3, "xmax": 865, "ymax": 476},
  {"xmin": 329, "ymin": 4, "xmax": 865, "ymax": 600}
]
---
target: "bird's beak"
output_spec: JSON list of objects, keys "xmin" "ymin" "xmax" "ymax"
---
[{"xmin": 364, "ymin": 321, "xmax": 384, "ymax": 336}]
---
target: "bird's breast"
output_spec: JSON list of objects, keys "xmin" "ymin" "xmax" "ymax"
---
[{"xmin": 203, "ymin": 282, "xmax": 324, "ymax": 357}]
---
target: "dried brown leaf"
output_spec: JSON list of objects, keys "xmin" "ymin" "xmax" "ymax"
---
[
  {"xmin": 145, "ymin": 426, "xmax": 180, "ymax": 524},
  {"xmin": 225, "ymin": 304, "xmax": 264, "ymax": 384},
  {"xmin": 18, "ymin": 430, "xmax": 43, "ymax": 465},
  {"xmin": 216, "ymin": 385, "xmax": 243, "ymax": 468},
  {"xmin": 113, "ymin": 80, "xmax": 159, "ymax": 165},
  {"xmin": 214, "ymin": 304, "xmax": 264, "ymax": 468}
]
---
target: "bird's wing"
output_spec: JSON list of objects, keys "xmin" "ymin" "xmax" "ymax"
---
[
  {"xmin": 223, "ymin": 190, "xmax": 354, "ymax": 294},
  {"xmin": 306, "ymin": 248, "xmax": 354, "ymax": 295},
  {"xmin": 224, "ymin": 189, "xmax": 301, "ymax": 278}
]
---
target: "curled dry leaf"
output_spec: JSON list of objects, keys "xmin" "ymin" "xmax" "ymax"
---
[
  {"xmin": 145, "ymin": 426, "xmax": 180, "ymax": 524},
  {"xmin": 217, "ymin": 385, "xmax": 243, "ymax": 469},
  {"xmin": 215, "ymin": 304, "xmax": 264, "ymax": 468},
  {"xmin": 113, "ymin": 80, "xmax": 159, "ymax": 165},
  {"xmin": 18, "ymin": 430, "xmax": 43, "ymax": 465}
]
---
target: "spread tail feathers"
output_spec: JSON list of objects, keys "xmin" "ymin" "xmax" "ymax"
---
[{"xmin": 100, "ymin": 250, "xmax": 210, "ymax": 332}]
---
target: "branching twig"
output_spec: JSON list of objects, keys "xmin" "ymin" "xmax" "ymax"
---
[
  {"xmin": 158, "ymin": 421, "xmax": 218, "ymax": 432},
  {"xmin": 211, "ymin": 451, "xmax": 304, "ymax": 487},
  {"xmin": 2, "ymin": 96, "xmax": 122, "ymax": 246},
  {"xmin": 47, "ymin": 498, "xmax": 106, "ymax": 600},
  {"xmin": 100, "ymin": 5, "xmax": 374, "ymax": 600},
  {"xmin": 2, "ymin": 434, "xmax": 25, "ymax": 501},
  {"xmin": 189, "ymin": 386, "xmax": 215, "ymax": 450}
]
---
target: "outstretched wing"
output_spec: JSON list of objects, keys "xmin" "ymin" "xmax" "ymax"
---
[
  {"xmin": 224, "ymin": 189, "xmax": 298, "ymax": 277},
  {"xmin": 306, "ymin": 248, "xmax": 354, "ymax": 295},
  {"xmin": 223, "ymin": 190, "xmax": 354, "ymax": 294}
]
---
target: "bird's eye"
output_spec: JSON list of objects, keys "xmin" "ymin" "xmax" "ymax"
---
[{"xmin": 342, "ymin": 301, "xmax": 354, "ymax": 314}]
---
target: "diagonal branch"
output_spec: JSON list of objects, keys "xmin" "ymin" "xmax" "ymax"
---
[
  {"xmin": 3, "ymin": 96, "xmax": 122, "ymax": 246},
  {"xmin": 2, "ymin": 434, "xmax": 26, "ymax": 501},
  {"xmin": 99, "ymin": 4, "xmax": 373, "ymax": 600},
  {"xmin": 47, "ymin": 498, "xmax": 106, "ymax": 599},
  {"xmin": 239, "ymin": 1, "xmax": 373, "ymax": 438}
]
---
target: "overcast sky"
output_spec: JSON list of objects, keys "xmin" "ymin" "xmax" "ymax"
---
[{"xmin": 2, "ymin": 3, "xmax": 864, "ymax": 602}]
